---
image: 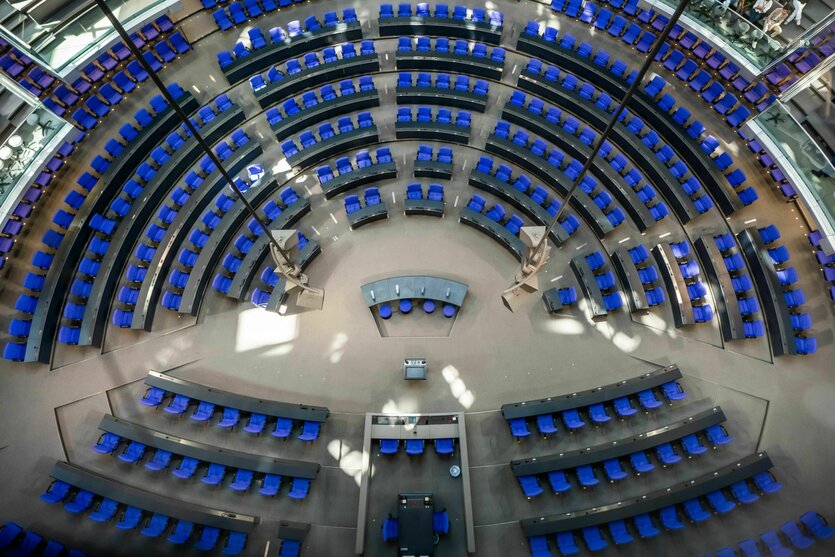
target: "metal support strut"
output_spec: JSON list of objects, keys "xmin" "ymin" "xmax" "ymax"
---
[
  {"xmin": 93, "ymin": 0, "xmax": 324, "ymax": 309},
  {"xmin": 503, "ymin": 0, "xmax": 692, "ymax": 310}
]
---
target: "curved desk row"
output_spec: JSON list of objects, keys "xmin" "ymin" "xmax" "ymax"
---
[
  {"xmin": 414, "ymin": 159, "xmax": 453, "ymax": 179},
  {"xmin": 468, "ymin": 170, "xmax": 568, "ymax": 246},
  {"xmin": 287, "ymin": 127, "xmax": 379, "ymax": 169},
  {"xmin": 348, "ymin": 202, "xmax": 389, "ymax": 229},
  {"xmin": 321, "ymin": 161, "xmax": 398, "ymax": 200},
  {"xmin": 694, "ymin": 236, "xmax": 746, "ymax": 342},
  {"xmin": 737, "ymin": 228, "xmax": 796, "ymax": 356},
  {"xmin": 379, "ymin": 16, "xmax": 502, "ymax": 45},
  {"xmin": 255, "ymin": 54, "xmax": 380, "ymax": 109},
  {"xmin": 515, "ymin": 73, "xmax": 699, "ymax": 225},
  {"xmin": 396, "ymin": 86, "xmax": 487, "ymax": 112},
  {"xmin": 395, "ymin": 51, "xmax": 503, "ymax": 79},
  {"xmin": 458, "ymin": 206, "xmax": 524, "ymax": 261},
  {"xmin": 610, "ymin": 246, "xmax": 650, "ymax": 313},
  {"xmin": 515, "ymin": 34, "xmax": 741, "ymax": 215},
  {"xmin": 501, "ymin": 103, "xmax": 655, "ymax": 231},
  {"xmin": 223, "ymin": 22, "xmax": 364, "ymax": 85},
  {"xmin": 145, "ymin": 370, "xmax": 329, "ymax": 422},
  {"xmin": 77, "ymin": 105, "xmax": 248, "ymax": 347},
  {"xmin": 485, "ymin": 136, "xmax": 614, "ymax": 238},
  {"xmin": 24, "ymin": 93, "xmax": 200, "ymax": 363},
  {"xmin": 395, "ymin": 122, "xmax": 471, "ymax": 145},
  {"xmin": 512, "ymin": 406, "xmax": 726, "ymax": 477},
  {"xmin": 272, "ymin": 90, "xmax": 380, "ymax": 142},
  {"xmin": 404, "ymin": 197, "xmax": 445, "ymax": 216},
  {"xmin": 501, "ymin": 365, "xmax": 682, "ymax": 420},
  {"xmin": 177, "ymin": 194, "xmax": 311, "ymax": 317},
  {"xmin": 651, "ymin": 243, "xmax": 696, "ymax": 327},
  {"xmin": 520, "ymin": 452, "xmax": 773, "ymax": 536},
  {"xmin": 49, "ymin": 461, "xmax": 258, "ymax": 532},
  {"xmin": 570, "ymin": 253, "xmax": 615, "ymax": 320},
  {"xmin": 360, "ymin": 275, "xmax": 467, "ymax": 308},
  {"xmin": 131, "ymin": 142, "xmax": 264, "ymax": 331},
  {"xmin": 99, "ymin": 415, "xmax": 319, "ymax": 479}
]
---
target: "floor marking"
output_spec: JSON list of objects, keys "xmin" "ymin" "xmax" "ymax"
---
[
  {"xmin": 575, "ymin": 242, "xmax": 587, "ymax": 250},
  {"xmin": 263, "ymin": 541, "xmax": 270, "ymax": 557},
  {"xmin": 744, "ymin": 218, "xmax": 758, "ymax": 224},
  {"xmin": 304, "ymin": 185, "xmax": 312, "ymax": 196},
  {"xmin": 391, "ymin": 191, "xmax": 397, "ymax": 204},
  {"xmin": 462, "ymin": 160, "xmax": 468, "ymax": 172},
  {"xmin": 330, "ymin": 212, "xmax": 338, "ymax": 223},
  {"xmin": 550, "ymin": 275, "xmax": 563, "ymax": 282},
  {"xmin": 618, "ymin": 237, "xmax": 631, "ymax": 244},
  {"xmin": 512, "ymin": 64, "xmax": 518, "ymax": 74},
  {"xmin": 454, "ymin": 195, "xmax": 459, "ymax": 207},
  {"xmin": 659, "ymin": 232, "xmax": 671, "ymax": 239},
  {"xmin": 311, "ymin": 226, "xmax": 320, "ymax": 236}
]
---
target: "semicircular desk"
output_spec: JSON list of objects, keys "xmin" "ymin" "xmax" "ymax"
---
[{"xmin": 360, "ymin": 275, "xmax": 468, "ymax": 311}]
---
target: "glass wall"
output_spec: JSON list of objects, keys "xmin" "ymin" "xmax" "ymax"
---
[
  {"xmin": 0, "ymin": 0, "xmax": 179, "ymax": 78},
  {"xmin": 648, "ymin": 0, "xmax": 784, "ymax": 73}
]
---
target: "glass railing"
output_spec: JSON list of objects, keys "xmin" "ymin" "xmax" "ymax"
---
[
  {"xmin": 0, "ymin": 0, "xmax": 178, "ymax": 78},
  {"xmin": 750, "ymin": 101, "xmax": 835, "ymax": 245},
  {"xmin": 0, "ymin": 106, "xmax": 71, "ymax": 211},
  {"xmin": 648, "ymin": 0, "xmax": 784, "ymax": 73}
]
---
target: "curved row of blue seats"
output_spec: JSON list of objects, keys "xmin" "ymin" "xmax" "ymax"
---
[
  {"xmin": 57, "ymin": 99, "xmax": 236, "ymax": 344},
  {"xmin": 281, "ymin": 113, "xmax": 375, "ymax": 159},
  {"xmin": 665, "ymin": 240, "xmax": 714, "ymax": 324},
  {"xmin": 517, "ymin": 423, "xmax": 732, "ymax": 497},
  {"xmin": 507, "ymin": 377, "xmax": 686, "ymax": 438},
  {"xmin": 397, "ymin": 35, "xmax": 505, "ymax": 62},
  {"xmin": 398, "ymin": 71, "xmax": 488, "ymax": 96},
  {"xmin": 508, "ymin": 90, "xmax": 671, "ymax": 222},
  {"xmin": 345, "ymin": 187, "xmax": 384, "ymax": 215},
  {"xmin": 39, "ymin": 479, "xmax": 247, "ymax": 554},
  {"xmin": 619, "ymin": 244, "xmax": 665, "ymax": 306},
  {"xmin": 493, "ymin": 121, "xmax": 627, "ymax": 230},
  {"xmin": 140, "ymin": 385, "xmax": 321, "ymax": 442},
  {"xmin": 214, "ymin": 0, "xmax": 355, "ymax": 40},
  {"xmin": 752, "ymin": 224, "xmax": 816, "ymax": 354},
  {"xmin": 474, "ymin": 155, "xmax": 581, "ymax": 236},
  {"xmin": 0, "ymin": 521, "xmax": 85, "ymax": 556},
  {"xmin": 247, "ymin": 41, "xmax": 375, "ymax": 91},
  {"xmin": 316, "ymin": 147, "xmax": 393, "ymax": 184},
  {"xmin": 380, "ymin": 2, "xmax": 503, "ymax": 25},
  {"xmin": 397, "ymin": 105, "xmax": 471, "ymax": 127},
  {"xmin": 702, "ymin": 510, "xmax": 833, "ymax": 557},
  {"xmin": 92, "ymin": 431, "xmax": 312, "ymax": 498},
  {"xmin": 264, "ymin": 75, "xmax": 375, "ymax": 127},
  {"xmin": 464, "ymin": 194, "xmax": 528, "ymax": 237},
  {"xmin": 527, "ymin": 466, "xmax": 781, "ymax": 556},
  {"xmin": 712, "ymin": 232, "xmax": 766, "ymax": 339}
]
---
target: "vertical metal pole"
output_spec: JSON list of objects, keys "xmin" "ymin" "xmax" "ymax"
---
[
  {"xmin": 93, "ymin": 0, "xmax": 304, "ymax": 279},
  {"xmin": 526, "ymin": 0, "xmax": 693, "ymax": 260}
]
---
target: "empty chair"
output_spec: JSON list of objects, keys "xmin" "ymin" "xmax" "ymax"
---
[
  {"xmin": 603, "ymin": 459, "xmax": 627, "ymax": 481},
  {"xmin": 800, "ymin": 512, "xmax": 834, "ymax": 539},
  {"xmin": 519, "ymin": 475, "xmax": 543, "ymax": 497},
  {"xmin": 562, "ymin": 409, "xmax": 585, "ymax": 430},
  {"xmin": 630, "ymin": 451, "xmax": 655, "ymax": 474},
  {"xmin": 660, "ymin": 506, "xmax": 684, "ymax": 530},
  {"xmin": 576, "ymin": 465, "xmax": 599, "ymax": 487},
  {"xmin": 753, "ymin": 471, "xmax": 782, "ymax": 493},
  {"xmin": 656, "ymin": 443, "xmax": 681, "ymax": 465},
  {"xmin": 683, "ymin": 498, "xmax": 711, "ymax": 522},
  {"xmin": 582, "ymin": 526, "xmax": 607, "ymax": 551},
  {"xmin": 405, "ymin": 439, "xmax": 425, "ymax": 456},
  {"xmin": 706, "ymin": 490, "xmax": 736, "ymax": 513},
  {"xmin": 536, "ymin": 414, "xmax": 558, "ymax": 436}
]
